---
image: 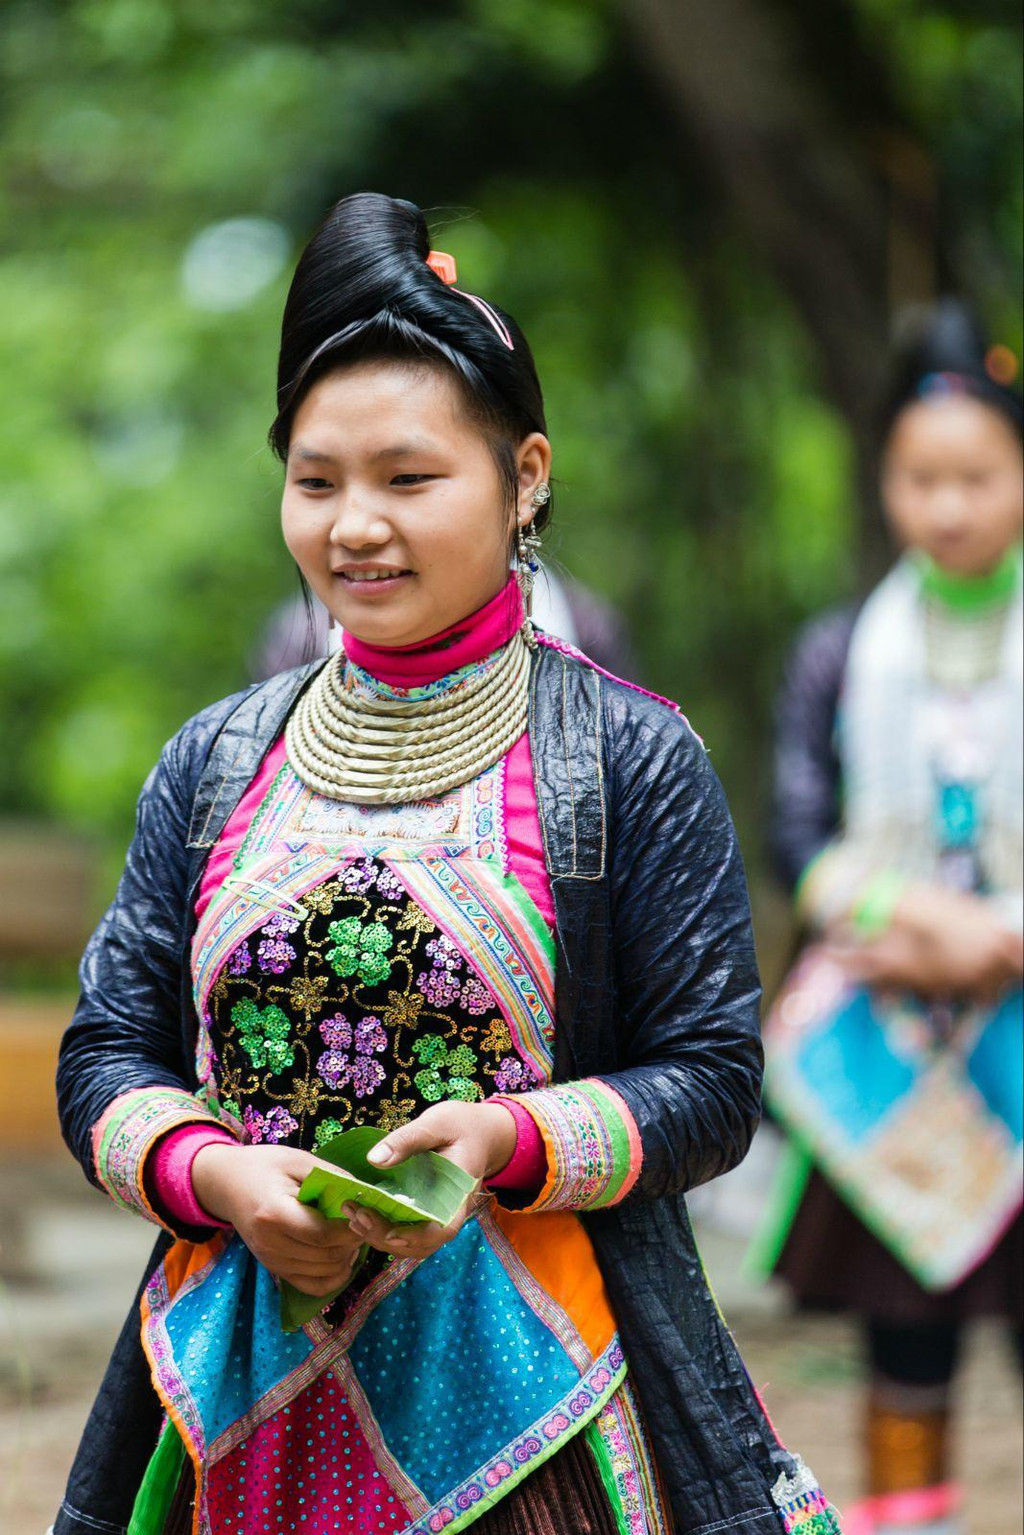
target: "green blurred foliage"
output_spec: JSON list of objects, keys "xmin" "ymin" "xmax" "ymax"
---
[{"xmin": 0, "ymin": 0, "xmax": 1019, "ymax": 883}]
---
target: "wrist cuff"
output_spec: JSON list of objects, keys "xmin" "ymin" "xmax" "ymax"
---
[{"xmin": 485, "ymin": 1099, "xmax": 546, "ymax": 1192}]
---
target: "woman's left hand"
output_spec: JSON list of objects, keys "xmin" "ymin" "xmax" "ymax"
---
[{"xmin": 340, "ymin": 1100, "xmax": 517, "ymax": 1261}]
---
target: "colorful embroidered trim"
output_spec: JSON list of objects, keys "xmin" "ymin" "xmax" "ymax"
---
[
  {"xmin": 232, "ymin": 761, "xmax": 291, "ymax": 872},
  {"xmin": 399, "ymin": 1337, "xmax": 628, "ymax": 1535},
  {"xmin": 501, "ymin": 1078, "xmax": 643, "ymax": 1213},
  {"xmin": 771, "ymin": 1457, "xmax": 843, "ymax": 1533},
  {"xmin": 397, "ymin": 857, "xmax": 556, "ymax": 1077},
  {"xmin": 140, "ymin": 1239, "xmax": 226, "ymax": 1533},
  {"xmin": 586, "ymin": 1378, "xmax": 672, "ymax": 1535},
  {"xmin": 91, "ymin": 1088, "xmax": 232, "ymax": 1229},
  {"xmin": 346, "ymin": 645, "xmax": 505, "ymax": 703}
]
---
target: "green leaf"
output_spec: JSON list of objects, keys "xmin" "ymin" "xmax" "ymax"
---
[{"xmin": 278, "ymin": 1127, "xmax": 477, "ymax": 1332}]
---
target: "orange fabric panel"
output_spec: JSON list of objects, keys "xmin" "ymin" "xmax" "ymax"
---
[
  {"xmin": 490, "ymin": 1205, "xmax": 616, "ymax": 1361},
  {"xmin": 160, "ymin": 1235, "xmax": 224, "ymax": 1302}
]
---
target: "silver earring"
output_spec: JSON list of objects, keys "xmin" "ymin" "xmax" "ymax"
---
[
  {"xmin": 516, "ymin": 518, "xmax": 542, "ymax": 629},
  {"xmin": 530, "ymin": 483, "xmax": 551, "ymax": 511}
]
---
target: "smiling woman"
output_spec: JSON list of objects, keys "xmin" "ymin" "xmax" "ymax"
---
[
  {"xmin": 280, "ymin": 364, "xmax": 549, "ymax": 648},
  {"xmin": 55, "ymin": 192, "xmax": 840, "ymax": 1535}
]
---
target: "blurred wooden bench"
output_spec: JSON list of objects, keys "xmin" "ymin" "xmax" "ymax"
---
[{"xmin": 0, "ymin": 822, "xmax": 97, "ymax": 1151}]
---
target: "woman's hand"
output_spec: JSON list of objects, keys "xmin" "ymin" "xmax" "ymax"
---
[
  {"xmin": 341, "ymin": 1101, "xmax": 517, "ymax": 1263},
  {"xmin": 835, "ymin": 885, "xmax": 1024, "ymax": 1002},
  {"xmin": 191, "ymin": 1142, "xmax": 364, "ymax": 1296}
]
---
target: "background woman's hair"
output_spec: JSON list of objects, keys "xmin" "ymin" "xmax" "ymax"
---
[
  {"xmin": 881, "ymin": 297, "xmax": 1024, "ymax": 444},
  {"xmin": 269, "ymin": 192, "xmax": 552, "ymax": 531}
]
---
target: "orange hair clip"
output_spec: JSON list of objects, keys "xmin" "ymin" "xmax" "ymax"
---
[{"xmin": 426, "ymin": 249, "xmax": 458, "ymax": 285}]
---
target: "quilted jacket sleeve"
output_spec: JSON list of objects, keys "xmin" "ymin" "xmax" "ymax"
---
[
  {"xmin": 56, "ymin": 707, "xmax": 243, "ymax": 1232},
  {"xmin": 500, "ymin": 689, "xmax": 764, "ymax": 1211}
]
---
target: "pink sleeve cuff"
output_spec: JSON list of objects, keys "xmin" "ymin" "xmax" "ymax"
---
[
  {"xmin": 147, "ymin": 1124, "xmax": 238, "ymax": 1231},
  {"xmin": 485, "ymin": 1098, "xmax": 547, "ymax": 1193},
  {"xmin": 488, "ymin": 1079, "xmax": 643, "ymax": 1214}
]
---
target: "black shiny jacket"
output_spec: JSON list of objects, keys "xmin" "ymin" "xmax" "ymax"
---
[{"xmin": 56, "ymin": 643, "xmax": 801, "ymax": 1535}]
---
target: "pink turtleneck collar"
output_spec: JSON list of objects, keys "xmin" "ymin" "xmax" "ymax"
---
[{"xmin": 342, "ymin": 576, "xmax": 524, "ymax": 687}]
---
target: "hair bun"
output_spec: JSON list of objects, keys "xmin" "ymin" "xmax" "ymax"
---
[
  {"xmin": 271, "ymin": 190, "xmax": 550, "ymax": 523},
  {"xmin": 882, "ymin": 297, "xmax": 1023, "ymax": 441},
  {"xmin": 334, "ymin": 192, "xmax": 430, "ymax": 266},
  {"xmin": 895, "ymin": 298, "xmax": 987, "ymax": 380}
]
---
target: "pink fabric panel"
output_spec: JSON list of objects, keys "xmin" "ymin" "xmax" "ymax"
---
[
  {"xmin": 194, "ymin": 736, "xmax": 288, "ymax": 923},
  {"xmin": 206, "ymin": 1365, "xmax": 410, "ymax": 1532},
  {"xmin": 503, "ymin": 732, "xmax": 554, "ymax": 928},
  {"xmin": 485, "ymin": 1098, "xmax": 546, "ymax": 1192},
  {"xmin": 148, "ymin": 1125, "xmax": 236, "ymax": 1230}
]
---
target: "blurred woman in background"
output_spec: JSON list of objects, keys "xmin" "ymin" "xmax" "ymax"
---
[{"xmin": 763, "ymin": 301, "xmax": 1023, "ymax": 1535}]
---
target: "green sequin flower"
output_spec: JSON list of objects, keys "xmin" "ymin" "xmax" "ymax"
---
[
  {"xmin": 411, "ymin": 1034, "xmax": 481, "ymax": 1103},
  {"xmin": 313, "ymin": 1117, "xmax": 346, "ymax": 1151},
  {"xmin": 412, "ymin": 1033, "xmax": 447, "ymax": 1066},
  {"xmin": 327, "ymin": 916, "xmax": 394, "ymax": 986},
  {"xmin": 231, "ymin": 999, "xmax": 294, "ymax": 1074}
]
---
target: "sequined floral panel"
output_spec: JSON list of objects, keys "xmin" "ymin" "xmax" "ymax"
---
[{"xmin": 205, "ymin": 857, "xmax": 546, "ymax": 1153}]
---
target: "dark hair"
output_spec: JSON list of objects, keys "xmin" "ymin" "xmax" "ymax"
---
[
  {"xmin": 269, "ymin": 193, "xmax": 552, "ymax": 532},
  {"xmin": 881, "ymin": 298, "xmax": 1023, "ymax": 445}
]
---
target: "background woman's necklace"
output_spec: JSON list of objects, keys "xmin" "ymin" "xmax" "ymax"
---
[{"xmin": 286, "ymin": 627, "xmax": 532, "ymax": 804}]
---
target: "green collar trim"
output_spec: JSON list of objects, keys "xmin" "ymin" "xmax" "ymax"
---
[{"xmin": 916, "ymin": 547, "xmax": 1022, "ymax": 613}]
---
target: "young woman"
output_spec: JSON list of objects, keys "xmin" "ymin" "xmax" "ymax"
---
[
  {"xmin": 763, "ymin": 302, "xmax": 1023, "ymax": 1535},
  {"xmin": 55, "ymin": 193, "xmax": 838, "ymax": 1535}
]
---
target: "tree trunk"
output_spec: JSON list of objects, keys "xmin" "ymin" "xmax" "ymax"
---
[{"xmin": 621, "ymin": 0, "xmax": 940, "ymax": 580}]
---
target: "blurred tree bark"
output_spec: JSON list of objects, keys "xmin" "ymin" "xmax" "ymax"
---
[{"xmin": 622, "ymin": 0, "xmax": 943, "ymax": 579}]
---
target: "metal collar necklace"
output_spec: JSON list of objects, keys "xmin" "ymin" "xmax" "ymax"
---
[{"xmin": 285, "ymin": 625, "xmax": 533, "ymax": 804}]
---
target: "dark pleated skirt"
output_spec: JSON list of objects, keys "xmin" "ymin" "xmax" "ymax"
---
[{"xmin": 776, "ymin": 1167, "xmax": 1024, "ymax": 1324}]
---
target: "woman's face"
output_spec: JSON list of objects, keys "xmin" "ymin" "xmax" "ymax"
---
[
  {"xmin": 882, "ymin": 396, "xmax": 1023, "ymax": 576},
  {"xmin": 282, "ymin": 361, "xmax": 550, "ymax": 646}
]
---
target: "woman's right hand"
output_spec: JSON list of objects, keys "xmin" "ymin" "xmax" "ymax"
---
[{"xmin": 191, "ymin": 1142, "xmax": 364, "ymax": 1296}]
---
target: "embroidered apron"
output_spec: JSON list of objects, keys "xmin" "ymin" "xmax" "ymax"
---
[{"xmin": 139, "ymin": 757, "xmax": 668, "ymax": 1535}]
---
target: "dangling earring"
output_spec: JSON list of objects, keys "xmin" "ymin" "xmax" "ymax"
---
[{"xmin": 517, "ymin": 483, "xmax": 548, "ymax": 630}]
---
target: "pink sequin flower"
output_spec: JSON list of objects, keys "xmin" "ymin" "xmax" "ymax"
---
[
  {"xmin": 494, "ymin": 1056, "xmax": 538, "ymax": 1093},
  {"xmin": 375, "ymin": 865, "xmax": 406, "ymax": 901},
  {"xmin": 317, "ymin": 1012, "xmax": 388, "ymax": 1097},
  {"xmin": 261, "ymin": 910, "xmax": 300, "ymax": 937},
  {"xmin": 459, "ymin": 974, "xmax": 493, "ymax": 1015},
  {"xmin": 256, "ymin": 936, "xmax": 296, "ymax": 974},
  {"xmin": 243, "ymin": 1105, "xmax": 298, "ymax": 1144},
  {"xmin": 339, "ymin": 858, "xmax": 376, "ymax": 895},
  {"xmin": 417, "ymin": 933, "xmax": 462, "ymax": 1007},
  {"xmin": 226, "ymin": 942, "xmax": 252, "ymax": 977}
]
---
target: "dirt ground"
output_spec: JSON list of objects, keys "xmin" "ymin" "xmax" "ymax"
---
[{"xmin": 1, "ymin": 1157, "xmax": 1020, "ymax": 1535}]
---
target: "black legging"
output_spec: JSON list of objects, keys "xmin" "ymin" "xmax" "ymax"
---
[{"xmin": 868, "ymin": 1318, "xmax": 1024, "ymax": 1387}]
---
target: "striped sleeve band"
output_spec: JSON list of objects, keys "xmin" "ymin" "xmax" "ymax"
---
[
  {"xmin": 493, "ymin": 1078, "xmax": 643, "ymax": 1214},
  {"xmin": 91, "ymin": 1087, "xmax": 236, "ymax": 1230}
]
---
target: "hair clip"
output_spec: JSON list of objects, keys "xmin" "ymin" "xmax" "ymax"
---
[
  {"xmin": 986, "ymin": 344, "xmax": 1019, "ymax": 386},
  {"xmin": 425, "ymin": 248, "xmax": 513, "ymax": 351},
  {"xmin": 426, "ymin": 250, "xmax": 458, "ymax": 285},
  {"xmin": 917, "ymin": 370, "xmax": 968, "ymax": 400},
  {"xmin": 454, "ymin": 289, "xmax": 515, "ymax": 351},
  {"xmin": 221, "ymin": 873, "xmax": 309, "ymax": 923}
]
